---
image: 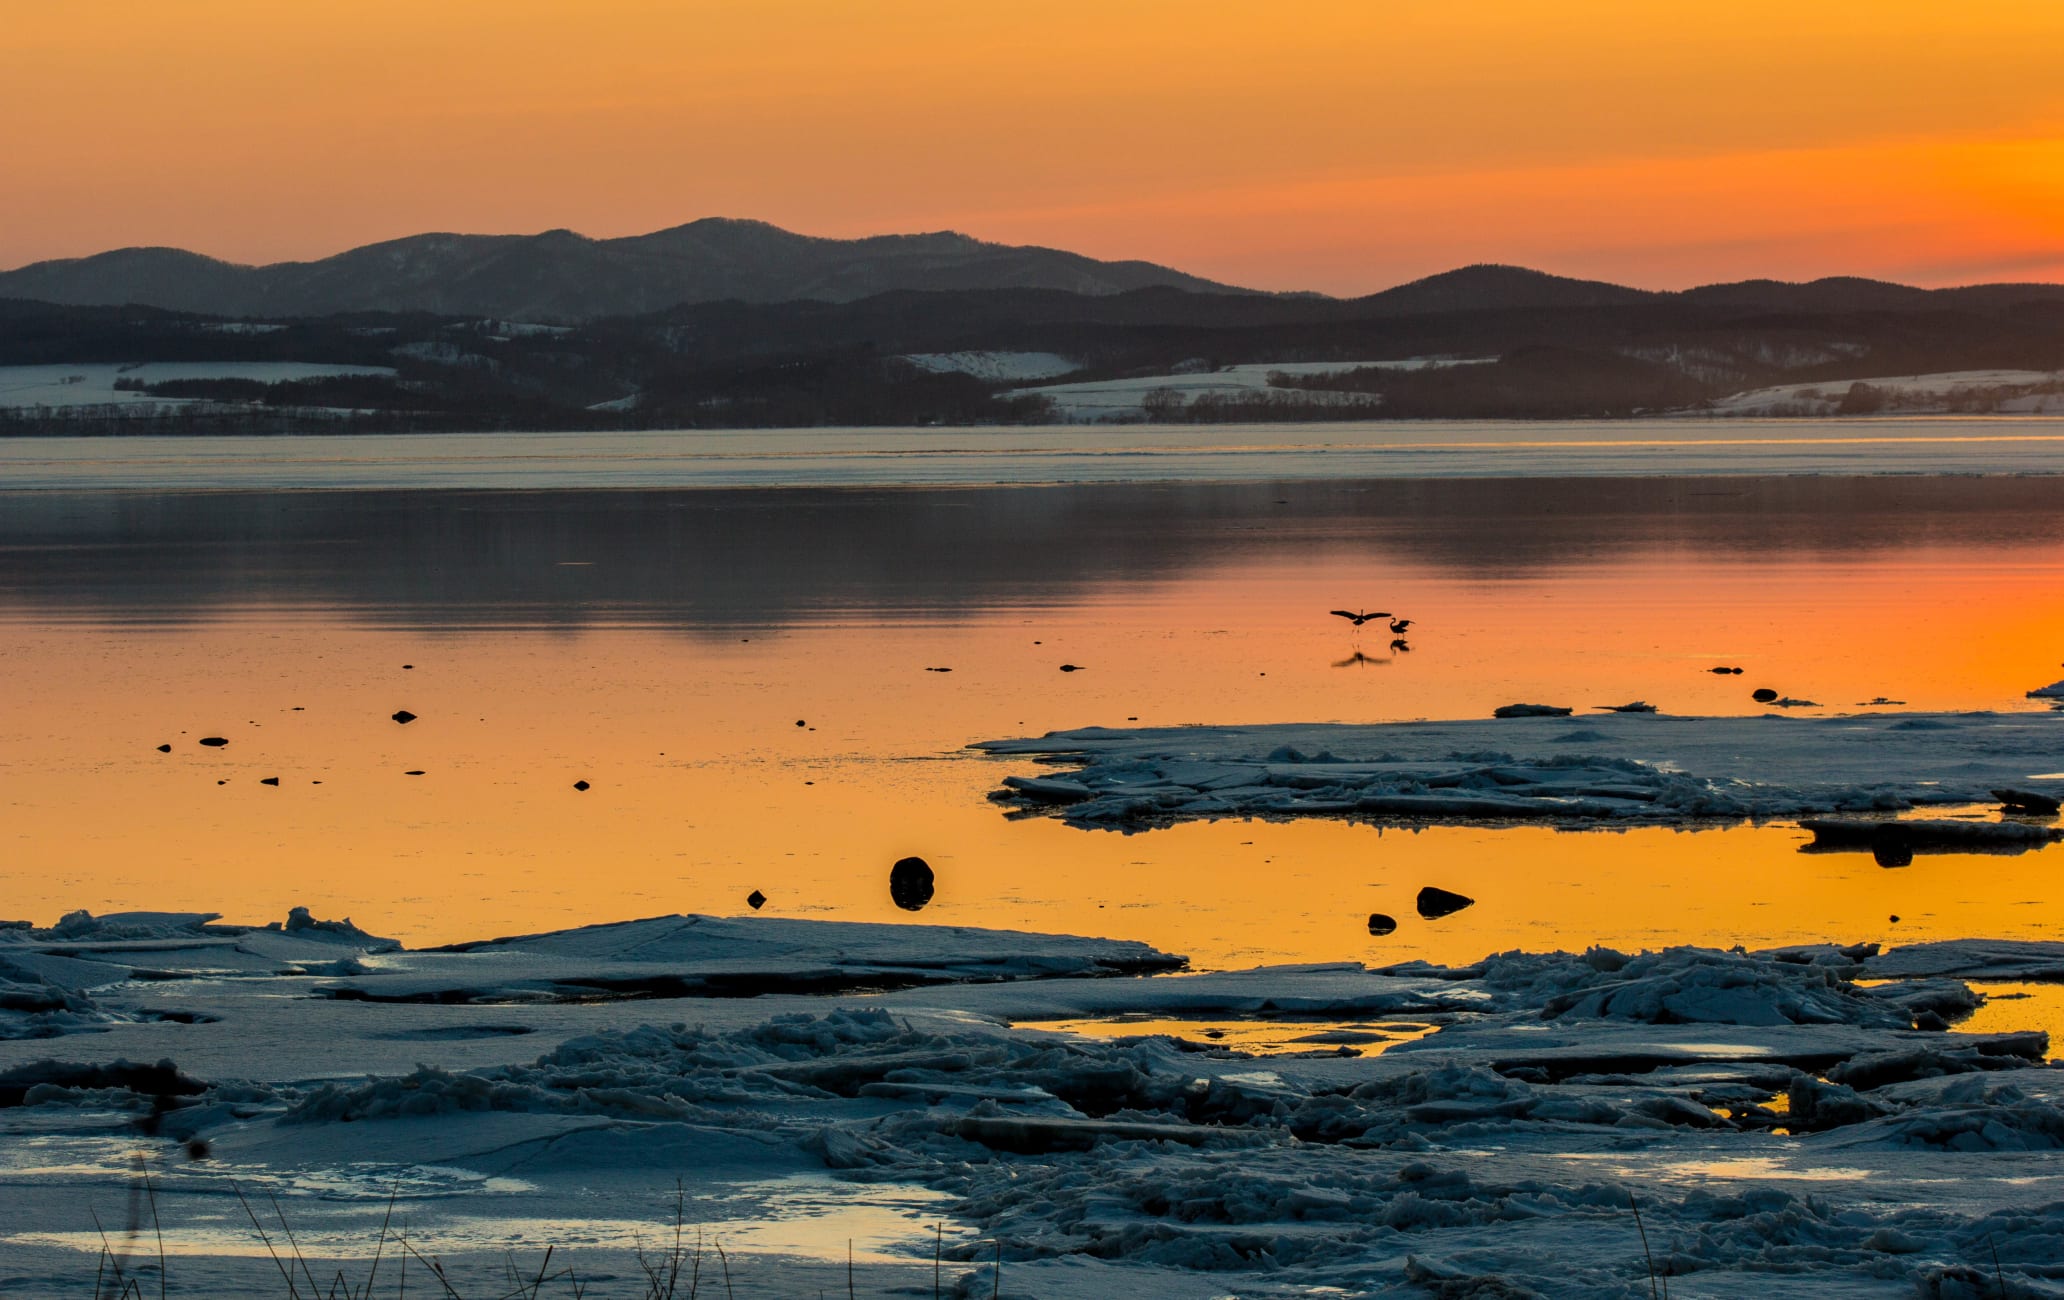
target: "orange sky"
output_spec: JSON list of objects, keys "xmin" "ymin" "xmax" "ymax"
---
[{"xmin": 4, "ymin": 1, "xmax": 2062, "ymax": 292}]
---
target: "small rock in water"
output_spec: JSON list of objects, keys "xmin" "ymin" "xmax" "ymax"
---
[
  {"xmin": 889, "ymin": 856, "xmax": 936, "ymax": 911},
  {"xmin": 1889, "ymin": 914, "xmax": 1901, "ymax": 923},
  {"xmin": 260, "ymin": 777, "xmax": 280, "ymax": 787},
  {"xmin": 404, "ymin": 770, "xmax": 425, "ymax": 776},
  {"xmin": 1994, "ymin": 787, "xmax": 2062, "ymax": 815},
  {"xmin": 1367, "ymin": 913, "xmax": 1398, "ymax": 937},
  {"xmin": 926, "ymin": 667, "xmax": 953, "ymax": 673},
  {"xmin": 1751, "ymin": 688, "xmax": 1779, "ymax": 703},
  {"xmin": 156, "ymin": 743, "xmax": 172, "ymax": 752},
  {"xmin": 746, "ymin": 889, "xmax": 767, "ymax": 910},
  {"xmin": 1708, "ymin": 666, "xmax": 1743, "ymax": 675},
  {"xmin": 1416, "ymin": 886, "xmax": 1475, "ymax": 919},
  {"xmin": 1058, "ymin": 664, "xmax": 1084, "ymax": 672},
  {"xmin": 392, "ymin": 710, "xmax": 417, "ymax": 725},
  {"xmin": 402, "ymin": 664, "xmax": 414, "ymax": 670},
  {"xmin": 795, "ymin": 719, "xmax": 806, "ymax": 727},
  {"xmin": 573, "ymin": 779, "xmax": 590, "ymax": 791},
  {"xmin": 1493, "ymin": 703, "xmax": 1572, "ymax": 718},
  {"xmin": 198, "ymin": 736, "xmax": 228, "ymax": 748}
]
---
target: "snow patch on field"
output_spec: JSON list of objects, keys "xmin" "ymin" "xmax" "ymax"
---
[
  {"xmin": 0, "ymin": 362, "xmax": 397, "ymax": 410},
  {"xmin": 1707, "ymin": 369, "xmax": 2064, "ymax": 417},
  {"xmin": 1011, "ymin": 358, "xmax": 1490, "ymax": 422},
  {"xmin": 901, "ymin": 351, "xmax": 1080, "ymax": 382}
]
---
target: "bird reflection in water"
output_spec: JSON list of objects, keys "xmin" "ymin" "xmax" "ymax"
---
[{"xmin": 1333, "ymin": 650, "xmax": 1393, "ymax": 669}]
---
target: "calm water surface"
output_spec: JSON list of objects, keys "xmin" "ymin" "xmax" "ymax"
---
[{"xmin": 2, "ymin": 476, "xmax": 2060, "ymax": 969}]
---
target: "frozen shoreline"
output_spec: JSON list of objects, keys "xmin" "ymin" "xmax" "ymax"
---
[
  {"xmin": 5, "ymin": 907, "xmax": 2064, "ymax": 1296},
  {"xmin": 7, "ymin": 418, "xmax": 2064, "ymax": 489}
]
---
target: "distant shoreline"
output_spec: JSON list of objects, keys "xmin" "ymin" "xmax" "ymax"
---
[{"xmin": 5, "ymin": 419, "xmax": 2064, "ymax": 490}]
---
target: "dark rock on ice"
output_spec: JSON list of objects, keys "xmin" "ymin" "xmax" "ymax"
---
[
  {"xmin": 1416, "ymin": 886, "xmax": 1475, "ymax": 919},
  {"xmin": 1493, "ymin": 703, "xmax": 1571, "ymax": 718},
  {"xmin": 889, "ymin": 856, "xmax": 936, "ymax": 911},
  {"xmin": 1994, "ymin": 787, "xmax": 2061, "ymax": 815}
]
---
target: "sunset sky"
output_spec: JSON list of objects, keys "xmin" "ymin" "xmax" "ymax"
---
[{"xmin": 5, "ymin": 1, "xmax": 2062, "ymax": 293}]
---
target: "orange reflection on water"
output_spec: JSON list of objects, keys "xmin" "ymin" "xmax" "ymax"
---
[{"xmin": 1, "ymin": 482, "xmax": 2060, "ymax": 970}]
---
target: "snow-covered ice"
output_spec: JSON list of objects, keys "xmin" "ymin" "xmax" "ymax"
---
[
  {"xmin": 979, "ymin": 710, "xmax": 2064, "ymax": 830},
  {"xmin": 5, "ymin": 904, "xmax": 2064, "ymax": 1296}
]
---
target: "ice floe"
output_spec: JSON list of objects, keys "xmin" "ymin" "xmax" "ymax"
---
[
  {"xmin": 979, "ymin": 710, "xmax": 2064, "ymax": 830},
  {"xmin": 6, "ymin": 915, "xmax": 2064, "ymax": 1296}
]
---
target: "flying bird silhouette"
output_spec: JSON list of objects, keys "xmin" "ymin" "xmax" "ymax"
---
[{"xmin": 1330, "ymin": 609, "xmax": 1391, "ymax": 627}]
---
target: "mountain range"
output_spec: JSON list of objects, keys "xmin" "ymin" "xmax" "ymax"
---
[
  {"xmin": 6, "ymin": 219, "xmax": 2064, "ymax": 322},
  {"xmin": 0, "ymin": 220, "xmax": 1245, "ymax": 321}
]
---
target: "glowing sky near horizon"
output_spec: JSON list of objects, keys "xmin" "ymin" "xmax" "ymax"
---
[{"xmin": 4, "ymin": 1, "xmax": 2062, "ymax": 292}]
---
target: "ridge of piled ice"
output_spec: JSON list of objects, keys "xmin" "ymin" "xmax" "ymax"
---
[{"xmin": 11, "ymin": 920, "xmax": 2064, "ymax": 1296}]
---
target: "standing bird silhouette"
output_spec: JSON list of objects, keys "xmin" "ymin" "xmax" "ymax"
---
[
  {"xmin": 1388, "ymin": 618, "xmax": 1413, "ymax": 635},
  {"xmin": 1330, "ymin": 609, "xmax": 1391, "ymax": 628}
]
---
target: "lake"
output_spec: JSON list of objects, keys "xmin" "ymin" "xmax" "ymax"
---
[{"xmin": 4, "ymin": 453, "xmax": 2060, "ymax": 970}]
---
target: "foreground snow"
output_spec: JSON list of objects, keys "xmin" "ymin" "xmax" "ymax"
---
[
  {"xmin": 978, "ymin": 710, "xmax": 2064, "ymax": 831},
  {"xmin": 4, "ymin": 908, "xmax": 2064, "ymax": 1296}
]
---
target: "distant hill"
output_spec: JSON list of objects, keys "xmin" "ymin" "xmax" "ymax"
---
[
  {"xmin": 0, "ymin": 219, "xmax": 1252, "ymax": 322},
  {"xmin": 1355, "ymin": 264, "xmax": 1658, "ymax": 314}
]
